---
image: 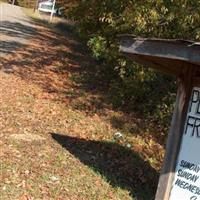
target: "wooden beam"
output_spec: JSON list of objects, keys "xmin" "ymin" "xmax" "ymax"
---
[{"xmin": 124, "ymin": 53, "xmax": 182, "ymax": 76}]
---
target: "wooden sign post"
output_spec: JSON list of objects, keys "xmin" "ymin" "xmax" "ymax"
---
[{"xmin": 119, "ymin": 36, "xmax": 200, "ymax": 200}]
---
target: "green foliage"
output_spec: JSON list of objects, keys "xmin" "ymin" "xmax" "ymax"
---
[
  {"xmin": 66, "ymin": 0, "xmax": 199, "ymax": 128},
  {"xmin": 87, "ymin": 36, "xmax": 107, "ymax": 60}
]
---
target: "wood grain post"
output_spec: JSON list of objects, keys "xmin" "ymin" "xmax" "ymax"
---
[{"xmin": 155, "ymin": 66, "xmax": 197, "ymax": 200}]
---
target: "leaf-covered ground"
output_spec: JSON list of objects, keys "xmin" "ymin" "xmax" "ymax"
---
[{"xmin": 0, "ymin": 10, "xmax": 165, "ymax": 200}]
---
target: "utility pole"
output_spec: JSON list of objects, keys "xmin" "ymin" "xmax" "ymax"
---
[
  {"xmin": 50, "ymin": 0, "xmax": 56, "ymax": 22},
  {"xmin": 34, "ymin": 0, "xmax": 39, "ymax": 12}
]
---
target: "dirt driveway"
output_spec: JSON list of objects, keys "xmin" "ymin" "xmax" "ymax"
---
[{"xmin": 0, "ymin": 3, "xmax": 36, "ymax": 56}]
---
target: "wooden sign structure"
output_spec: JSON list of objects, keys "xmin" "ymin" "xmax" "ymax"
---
[{"xmin": 119, "ymin": 36, "xmax": 200, "ymax": 200}]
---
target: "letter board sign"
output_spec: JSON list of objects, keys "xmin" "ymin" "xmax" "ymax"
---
[
  {"xmin": 119, "ymin": 36, "xmax": 200, "ymax": 200},
  {"xmin": 169, "ymin": 87, "xmax": 200, "ymax": 200}
]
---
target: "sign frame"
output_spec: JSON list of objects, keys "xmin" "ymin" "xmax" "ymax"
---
[
  {"xmin": 155, "ymin": 66, "xmax": 196, "ymax": 200},
  {"xmin": 119, "ymin": 36, "xmax": 200, "ymax": 200}
]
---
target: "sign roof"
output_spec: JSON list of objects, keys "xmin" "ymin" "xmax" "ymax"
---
[{"xmin": 119, "ymin": 35, "xmax": 200, "ymax": 76}]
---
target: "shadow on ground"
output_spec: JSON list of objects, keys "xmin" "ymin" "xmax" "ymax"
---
[
  {"xmin": 0, "ymin": 18, "xmax": 109, "ymax": 112},
  {"xmin": 1, "ymin": 21, "xmax": 36, "ymax": 39},
  {"xmin": 51, "ymin": 133, "xmax": 159, "ymax": 200},
  {"xmin": 0, "ymin": 20, "xmax": 36, "ymax": 55},
  {"xmin": 0, "ymin": 16, "xmax": 167, "ymax": 148},
  {"xmin": 1, "ymin": 13, "xmax": 162, "ymax": 199}
]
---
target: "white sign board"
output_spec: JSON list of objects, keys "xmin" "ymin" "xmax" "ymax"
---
[{"xmin": 169, "ymin": 87, "xmax": 200, "ymax": 200}]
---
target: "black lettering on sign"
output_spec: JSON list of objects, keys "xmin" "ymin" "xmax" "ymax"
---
[
  {"xmin": 175, "ymin": 179, "xmax": 200, "ymax": 196},
  {"xmin": 180, "ymin": 160, "xmax": 200, "ymax": 173},
  {"xmin": 185, "ymin": 116, "xmax": 200, "ymax": 138},
  {"xmin": 190, "ymin": 196, "xmax": 197, "ymax": 200},
  {"xmin": 189, "ymin": 90, "xmax": 200, "ymax": 114},
  {"xmin": 178, "ymin": 169, "xmax": 199, "ymax": 183}
]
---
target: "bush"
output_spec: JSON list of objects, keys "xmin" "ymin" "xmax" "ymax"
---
[{"xmin": 66, "ymin": 0, "xmax": 199, "ymax": 128}]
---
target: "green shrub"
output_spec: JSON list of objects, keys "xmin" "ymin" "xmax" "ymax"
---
[{"xmin": 66, "ymin": 0, "xmax": 199, "ymax": 128}]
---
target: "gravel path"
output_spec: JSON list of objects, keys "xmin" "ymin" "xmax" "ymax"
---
[{"xmin": 0, "ymin": 3, "xmax": 36, "ymax": 57}]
